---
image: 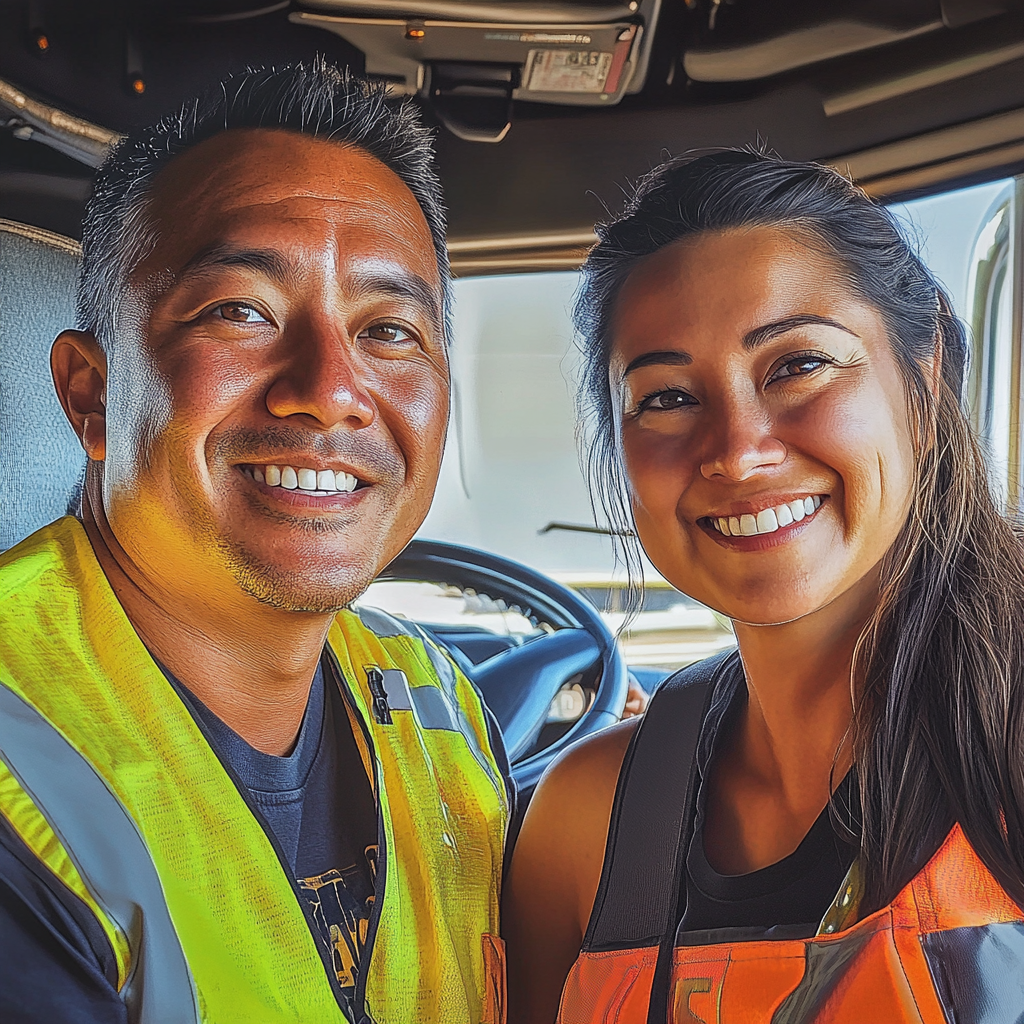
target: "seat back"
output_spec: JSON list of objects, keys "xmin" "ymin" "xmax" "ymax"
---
[{"xmin": 0, "ymin": 219, "xmax": 86, "ymax": 551}]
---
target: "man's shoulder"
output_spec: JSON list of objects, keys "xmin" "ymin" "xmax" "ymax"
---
[
  {"xmin": 0, "ymin": 517, "xmax": 90, "ymax": 606},
  {"xmin": 344, "ymin": 604, "xmax": 425, "ymax": 643},
  {"xmin": 338, "ymin": 605, "xmax": 464, "ymax": 693},
  {"xmin": 333, "ymin": 606, "xmax": 512, "ymax": 796}
]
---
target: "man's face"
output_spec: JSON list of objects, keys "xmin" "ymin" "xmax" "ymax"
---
[{"xmin": 98, "ymin": 129, "xmax": 449, "ymax": 612}]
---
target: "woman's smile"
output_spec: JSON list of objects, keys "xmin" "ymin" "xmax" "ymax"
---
[{"xmin": 699, "ymin": 493, "xmax": 826, "ymax": 549}]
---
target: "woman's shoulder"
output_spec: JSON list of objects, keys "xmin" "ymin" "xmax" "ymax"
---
[
  {"xmin": 538, "ymin": 717, "xmax": 639, "ymax": 804},
  {"xmin": 523, "ymin": 717, "xmax": 640, "ymax": 866},
  {"xmin": 507, "ymin": 717, "xmax": 641, "ymax": 949}
]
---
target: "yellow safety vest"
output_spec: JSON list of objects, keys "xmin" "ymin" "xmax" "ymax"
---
[{"xmin": 0, "ymin": 517, "xmax": 508, "ymax": 1024}]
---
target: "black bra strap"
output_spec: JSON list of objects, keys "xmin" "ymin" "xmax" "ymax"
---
[{"xmin": 581, "ymin": 649, "xmax": 738, "ymax": 1021}]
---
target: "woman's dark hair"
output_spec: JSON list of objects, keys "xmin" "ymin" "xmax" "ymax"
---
[{"xmin": 575, "ymin": 150, "xmax": 1024, "ymax": 914}]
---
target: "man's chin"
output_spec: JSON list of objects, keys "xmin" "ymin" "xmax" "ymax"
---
[
  {"xmin": 226, "ymin": 547, "xmax": 376, "ymax": 615},
  {"xmin": 237, "ymin": 570, "xmax": 367, "ymax": 614}
]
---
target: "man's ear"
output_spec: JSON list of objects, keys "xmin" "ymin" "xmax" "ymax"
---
[{"xmin": 51, "ymin": 330, "xmax": 108, "ymax": 461}]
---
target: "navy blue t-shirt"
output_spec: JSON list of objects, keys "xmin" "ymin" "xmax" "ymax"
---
[
  {"xmin": 0, "ymin": 655, "xmax": 378, "ymax": 1022},
  {"xmin": 172, "ymin": 658, "xmax": 380, "ymax": 1009}
]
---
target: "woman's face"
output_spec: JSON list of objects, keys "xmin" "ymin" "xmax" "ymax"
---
[{"xmin": 611, "ymin": 226, "xmax": 923, "ymax": 625}]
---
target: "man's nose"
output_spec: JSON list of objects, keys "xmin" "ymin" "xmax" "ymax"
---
[
  {"xmin": 699, "ymin": 394, "xmax": 786, "ymax": 481},
  {"xmin": 264, "ymin": 318, "xmax": 376, "ymax": 429}
]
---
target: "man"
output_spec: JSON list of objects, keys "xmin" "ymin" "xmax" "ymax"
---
[{"xmin": 0, "ymin": 62, "xmax": 510, "ymax": 1024}]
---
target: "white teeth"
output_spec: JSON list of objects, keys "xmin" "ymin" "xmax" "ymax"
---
[
  {"xmin": 755, "ymin": 508, "xmax": 779, "ymax": 534},
  {"xmin": 253, "ymin": 465, "xmax": 360, "ymax": 494},
  {"xmin": 710, "ymin": 496, "xmax": 824, "ymax": 536}
]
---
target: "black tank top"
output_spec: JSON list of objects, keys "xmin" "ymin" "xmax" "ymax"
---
[
  {"xmin": 680, "ymin": 775, "xmax": 857, "ymax": 936},
  {"xmin": 678, "ymin": 664, "xmax": 858, "ymax": 939}
]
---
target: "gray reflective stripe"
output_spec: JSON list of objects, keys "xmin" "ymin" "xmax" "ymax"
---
[
  {"xmin": 417, "ymin": 631, "xmax": 458, "ymax": 692},
  {"xmin": 923, "ymin": 921, "xmax": 1024, "ymax": 1024},
  {"xmin": 356, "ymin": 605, "xmax": 413, "ymax": 638},
  {"xmin": 379, "ymin": 668, "xmax": 413, "ymax": 710},
  {"xmin": 0, "ymin": 682, "xmax": 200, "ymax": 1024},
  {"xmin": 771, "ymin": 929, "xmax": 871, "ymax": 1024},
  {"xmin": 410, "ymin": 685, "xmax": 460, "ymax": 732},
  {"xmin": 356, "ymin": 604, "xmax": 506, "ymax": 796}
]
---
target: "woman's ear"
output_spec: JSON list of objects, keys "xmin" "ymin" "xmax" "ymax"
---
[{"xmin": 51, "ymin": 330, "xmax": 108, "ymax": 461}]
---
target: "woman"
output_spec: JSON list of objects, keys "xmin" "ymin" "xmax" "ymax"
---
[{"xmin": 503, "ymin": 151, "xmax": 1024, "ymax": 1024}]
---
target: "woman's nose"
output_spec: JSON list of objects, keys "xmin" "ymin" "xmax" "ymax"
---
[{"xmin": 699, "ymin": 400, "xmax": 787, "ymax": 481}]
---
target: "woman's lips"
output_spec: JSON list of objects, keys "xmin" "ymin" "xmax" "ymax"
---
[
  {"xmin": 705, "ymin": 495, "xmax": 825, "ymax": 538},
  {"xmin": 697, "ymin": 494, "xmax": 828, "ymax": 549}
]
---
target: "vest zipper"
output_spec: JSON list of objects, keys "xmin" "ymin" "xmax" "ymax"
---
[{"xmin": 324, "ymin": 650, "xmax": 387, "ymax": 1024}]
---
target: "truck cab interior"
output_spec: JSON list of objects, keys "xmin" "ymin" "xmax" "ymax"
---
[{"xmin": 2, "ymin": 0, "xmax": 1023, "ymax": 794}]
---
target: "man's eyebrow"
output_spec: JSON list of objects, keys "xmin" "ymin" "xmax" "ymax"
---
[
  {"xmin": 622, "ymin": 350, "xmax": 693, "ymax": 379},
  {"xmin": 743, "ymin": 314, "xmax": 859, "ymax": 349},
  {"xmin": 347, "ymin": 269, "xmax": 444, "ymax": 336},
  {"xmin": 174, "ymin": 249, "xmax": 444, "ymax": 334},
  {"xmin": 178, "ymin": 245, "xmax": 295, "ymax": 286}
]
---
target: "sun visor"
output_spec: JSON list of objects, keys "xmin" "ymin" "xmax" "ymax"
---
[{"xmin": 290, "ymin": 0, "xmax": 661, "ymax": 142}]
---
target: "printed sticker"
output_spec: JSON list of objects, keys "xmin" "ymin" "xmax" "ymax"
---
[{"xmin": 524, "ymin": 49, "xmax": 614, "ymax": 94}]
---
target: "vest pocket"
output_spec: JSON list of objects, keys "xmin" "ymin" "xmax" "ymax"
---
[{"xmin": 482, "ymin": 932, "xmax": 507, "ymax": 1024}]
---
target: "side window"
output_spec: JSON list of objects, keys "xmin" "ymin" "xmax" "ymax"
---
[
  {"xmin": 967, "ymin": 186, "xmax": 1018, "ymax": 505},
  {"xmin": 889, "ymin": 177, "xmax": 1022, "ymax": 507}
]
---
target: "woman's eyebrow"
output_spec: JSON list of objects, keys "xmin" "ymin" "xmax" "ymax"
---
[
  {"xmin": 743, "ymin": 314, "xmax": 859, "ymax": 349},
  {"xmin": 621, "ymin": 350, "xmax": 692, "ymax": 379},
  {"xmin": 620, "ymin": 314, "xmax": 859, "ymax": 379}
]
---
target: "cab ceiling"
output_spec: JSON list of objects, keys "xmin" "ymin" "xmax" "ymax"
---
[{"xmin": 1, "ymin": 0, "xmax": 1023, "ymax": 248}]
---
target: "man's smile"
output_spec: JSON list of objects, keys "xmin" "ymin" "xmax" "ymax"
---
[
  {"xmin": 244, "ymin": 463, "xmax": 362, "ymax": 493},
  {"xmin": 237, "ymin": 462, "xmax": 374, "ymax": 510}
]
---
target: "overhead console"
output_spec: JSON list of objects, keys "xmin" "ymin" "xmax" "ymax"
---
[
  {"xmin": 291, "ymin": 0, "xmax": 661, "ymax": 141},
  {"xmin": 681, "ymin": 0, "xmax": 1022, "ymax": 83}
]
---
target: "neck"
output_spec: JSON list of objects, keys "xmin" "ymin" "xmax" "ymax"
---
[
  {"xmin": 81, "ymin": 476, "xmax": 335, "ymax": 755},
  {"xmin": 730, "ymin": 571, "xmax": 880, "ymax": 810}
]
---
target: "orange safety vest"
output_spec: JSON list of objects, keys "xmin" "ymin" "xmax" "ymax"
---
[{"xmin": 557, "ymin": 652, "xmax": 1024, "ymax": 1024}]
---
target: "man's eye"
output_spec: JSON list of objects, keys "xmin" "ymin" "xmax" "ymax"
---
[
  {"xmin": 769, "ymin": 355, "xmax": 829, "ymax": 381},
  {"xmin": 361, "ymin": 323, "xmax": 414, "ymax": 344},
  {"xmin": 215, "ymin": 302, "xmax": 270, "ymax": 324},
  {"xmin": 638, "ymin": 389, "xmax": 695, "ymax": 412}
]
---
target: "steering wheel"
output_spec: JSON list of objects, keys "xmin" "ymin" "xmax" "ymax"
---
[{"xmin": 377, "ymin": 539, "xmax": 629, "ymax": 792}]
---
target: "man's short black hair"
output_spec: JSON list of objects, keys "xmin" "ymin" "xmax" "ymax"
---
[{"xmin": 79, "ymin": 59, "xmax": 450, "ymax": 350}]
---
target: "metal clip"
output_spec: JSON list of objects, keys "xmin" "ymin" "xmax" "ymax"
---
[{"xmin": 365, "ymin": 667, "xmax": 393, "ymax": 725}]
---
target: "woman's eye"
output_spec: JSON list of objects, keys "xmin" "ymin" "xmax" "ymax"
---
[
  {"xmin": 361, "ymin": 323, "xmax": 415, "ymax": 344},
  {"xmin": 215, "ymin": 302, "xmax": 270, "ymax": 324},
  {"xmin": 769, "ymin": 355, "xmax": 829, "ymax": 382},
  {"xmin": 638, "ymin": 389, "xmax": 695, "ymax": 412}
]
